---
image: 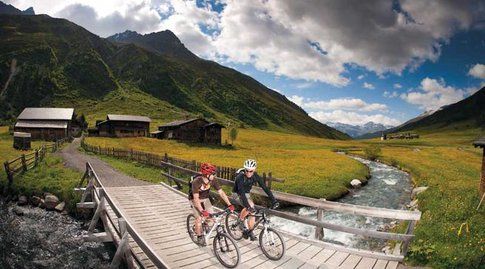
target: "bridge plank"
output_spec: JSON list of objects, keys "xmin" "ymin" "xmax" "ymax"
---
[
  {"xmin": 386, "ymin": 261, "xmax": 399, "ymax": 269},
  {"xmin": 338, "ymin": 254, "xmax": 362, "ymax": 269},
  {"xmin": 325, "ymin": 251, "xmax": 350, "ymax": 267},
  {"xmin": 355, "ymin": 257, "xmax": 377, "ymax": 269},
  {"xmin": 373, "ymin": 260, "xmax": 388, "ymax": 269}
]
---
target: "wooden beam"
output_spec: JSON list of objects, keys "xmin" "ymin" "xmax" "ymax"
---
[
  {"xmin": 77, "ymin": 201, "xmax": 96, "ymax": 209},
  {"xmin": 83, "ymin": 232, "xmax": 113, "ymax": 242}
]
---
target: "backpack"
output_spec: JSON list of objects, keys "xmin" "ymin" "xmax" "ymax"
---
[
  {"xmin": 188, "ymin": 174, "xmax": 200, "ymax": 200},
  {"xmin": 232, "ymin": 168, "xmax": 245, "ymax": 193}
]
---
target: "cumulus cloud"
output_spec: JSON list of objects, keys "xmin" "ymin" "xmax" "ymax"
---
[
  {"xmin": 357, "ymin": 75, "xmax": 365, "ymax": 80},
  {"xmin": 363, "ymin": 82, "xmax": 375, "ymax": 89},
  {"xmin": 6, "ymin": 0, "xmax": 485, "ymax": 86},
  {"xmin": 468, "ymin": 63, "xmax": 485, "ymax": 79},
  {"xmin": 393, "ymin": 83, "xmax": 402, "ymax": 89},
  {"xmin": 309, "ymin": 110, "xmax": 401, "ymax": 126},
  {"xmin": 400, "ymin": 77, "xmax": 473, "ymax": 110},
  {"xmin": 383, "ymin": 91, "xmax": 399, "ymax": 98},
  {"xmin": 288, "ymin": 95, "xmax": 397, "ymax": 125},
  {"xmin": 289, "ymin": 96, "xmax": 387, "ymax": 112}
]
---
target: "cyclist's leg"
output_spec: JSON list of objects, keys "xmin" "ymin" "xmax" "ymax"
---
[
  {"xmin": 202, "ymin": 198, "xmax": 215, "ymax": 227},
  {"xmin": 191, "ymin": 200, "xmax": 203, "ymax": 236},
  {"xmin": 246, "ymin": 196, "xmax": 256, "ymax": 230}
]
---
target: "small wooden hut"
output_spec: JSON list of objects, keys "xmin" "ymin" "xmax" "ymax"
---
[
  {"xmin": 95, "ymin": 114, "xmax": 151, "ymax": 137},
  {"xmin": 157, "ymin": 118, "xmax": 224, "ymax": 144},
  {"xmin": 13, "ymin": 132, "xmax": 31, "ymax": 150},
  {"xmin": 473, "ymin": 137, "xmax": 485, "ymax": 196},
  {"xmin": 14, "ymin": 107, "xmax": 74, "ymax": 141}
]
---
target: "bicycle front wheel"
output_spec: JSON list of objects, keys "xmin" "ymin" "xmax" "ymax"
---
[
  {"xmin": 186, "ymin": 214, "xmax": 199, "ymax": 244},
  {"xmin": 259, "ymin": 227, "xmax": 285, "ymax": 260},
  {"xmin": 225, "ymin": 212, "xmax": 244, "ymax": 240},
  {"xmin": 213, "ymin": 232, "xmax": 240, "ymax": 268}
]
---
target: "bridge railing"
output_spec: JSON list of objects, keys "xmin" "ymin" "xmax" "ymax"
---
[
  {"xmin": 76, "ymin": 162, "xmax": 169, "ymax": 269},
  {"xmin": 160, "ymin": 160, "xmax": 421, "ymax": 261}
]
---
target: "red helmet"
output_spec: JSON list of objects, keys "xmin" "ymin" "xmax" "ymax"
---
[{"xmin": 200, "ymin": 163, "xmax": 217, "ymax": 176}]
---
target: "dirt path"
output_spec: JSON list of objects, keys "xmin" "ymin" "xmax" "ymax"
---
[{"xmin": 58, "ymin": 138, "xmax": 151, "ymax": 187}]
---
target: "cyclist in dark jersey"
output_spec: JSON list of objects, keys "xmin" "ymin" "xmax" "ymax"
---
[
  {"xmin": 233, "ymin": 159, "xmax": 279, "ymax": 240},
  {"xmin": 189, "ymin": 163, "xmax": 234, "ymax": 245}
]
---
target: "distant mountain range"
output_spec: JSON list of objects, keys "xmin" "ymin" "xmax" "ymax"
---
[
  {"xmin": 357, "ymin": 87, "xmax": 485, "ymax": 139},
  {"xmin": 0, "ymin": 2, "xmax": 349, "ymax": 139},
  {"xmin": 327, "ymin": 122, "xmax": 394, "ymax": 138}
]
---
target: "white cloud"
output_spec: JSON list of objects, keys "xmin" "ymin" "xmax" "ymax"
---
[
  {"xmin": 468, "ymin": 63, "xmax": 485, "ymax": 79},
  {"xmin": 6, "ymin": 0, "xmax": 485, "ymax": 86},
  {"xmin": 357, "ymin": 75, "xmax": 365, "ymax": 80},
  {"xmin": 309, "ymin": 110, "xmax": 401, "ymax": 126},
  {"xmin": 363, "ymin": 82, "xmax": 375, "ymax": 89},
  {"xmin": 289, "ymin": 96, "xmax": 388, "ymax": 112},
  {"xmin": 393, "ymin": 83, "xmax": 402, "ymax": 89},
  {"xmin": 383, "ymin": 91, "xmax": 399, "ymax": 98},
  {"xmin": 400, "ymin": 77, "xmax": 473, "ymax": 110}
]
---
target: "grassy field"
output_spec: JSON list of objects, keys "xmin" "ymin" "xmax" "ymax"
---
[
  {"xmin": 85, "ymin": 128, "xmax": 370, "ymax": 200},
  {"xmin": 86, "ymin": 126, "xmax": 484, "ymax": 268}
]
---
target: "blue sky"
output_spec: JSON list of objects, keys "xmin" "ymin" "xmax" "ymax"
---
[{"xmin": 8, "ymin": 0, "xmax": 485, "ymax": 126}]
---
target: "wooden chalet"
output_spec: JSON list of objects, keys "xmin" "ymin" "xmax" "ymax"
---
[
  {"xmin": 155, "ymin": 118, "xmax": 224, "ymax": 144},
  {"xmin": 14, "ymin": 107, "xmax": 74, "ymax": 141},
  {"xmin": 94, "ymin": 114, "xmax": 151, "ymax": 137}
]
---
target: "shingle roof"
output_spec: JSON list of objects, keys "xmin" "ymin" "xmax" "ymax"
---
[
  {"xmin": 159, "ymin": 118, "xmax": 207, "ymax": 127},
  {"xmin": 15, "ymin": 120, "xmax": 68, "ymax": 129},
  {"xmin": 473, "ymin": 137, "xmax": 485, "ymax": 148},
  {"xmin": 17, "ymin": 108, "xmax": 74, "ymax": 121},
  {"xmin": 107, "ymin": 114, "xmax": 151, "ymax": 122},
  {"xmin": 203, "ymin": 122, "xmax": 225, "ymax": 128}
]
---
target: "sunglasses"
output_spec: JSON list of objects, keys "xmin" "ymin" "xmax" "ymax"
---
[{"xmin": 245, "ymin": 169, "xmax": 255, "ymax": 173}]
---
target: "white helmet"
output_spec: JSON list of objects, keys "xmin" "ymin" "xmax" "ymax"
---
[{"xmin": 243, "ymin": 159, "xmax": 257, "ymax": 170}]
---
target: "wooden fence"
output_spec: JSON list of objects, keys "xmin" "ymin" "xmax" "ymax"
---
[
  {"xmin": 80, "ymin": 138, "xmax": 284, "ymax": 188},
  {"xmin": 160, "ymin": 160, "xmax": 422, "ymax": 260},
  {"xmin": 3, "ymin": 137, "xmax": 70, "ymax": 193}
]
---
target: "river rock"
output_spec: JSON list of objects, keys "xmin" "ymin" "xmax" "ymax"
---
[
  {"xmin": 412, "ymin": 187, "xmax": 428, "ymax": 199},
  {"xmin": 13, "ymin": 206, "xmax": 24, "ymax": 216},
  {"xmin": 17, "ymin": 195, "xmax": 28, "ymax": 206},
  {"xmin": 350, "ymin": 179, "xmax": 362, "ymax": 188},
  {"xmin": 55, "ymin": 202, "xmax": 66, "ymax": 212},
  {"xmin": 44, "ymin": 194, "xmax": 59, "ymax": 210},
  {"xmin": 30, "ymin": 196, "xmax": 42, "ymax": 206},
  {"xmin": 39, "ymin": 199, "xmax": 46, "ymax": 209}
]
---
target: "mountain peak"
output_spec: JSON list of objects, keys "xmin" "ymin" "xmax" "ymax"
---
[
  {"xmin": 0, "ymin": 1, "xmax": 34, "ymax": 15},
  {"xmin": 107, "ymin": 29, "xmax": 197, "ymax": 60}
]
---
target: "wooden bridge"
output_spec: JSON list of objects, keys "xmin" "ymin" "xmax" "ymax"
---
[{"xmin": 75, "ymin": 161, "xmax": 421, "ymax": 269}]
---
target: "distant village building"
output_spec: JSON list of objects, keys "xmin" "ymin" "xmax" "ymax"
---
[
  {"xmin": 155, "ymin": 118, "xmax": 224, "ymax": 144},
  {"xmin": 91, "ymin": 114, "xmax": 151, "ymax": 137},
  {"xmin": 13, "ymin": 132, "xmax": 31, "ymax": 150},
  {"xmin": 473, "ymin": 137, "xmax": 485, "ymax": 197},
  {"xmin": 14, "ymin": 107, "xmax": 74, "ymax": 141}
]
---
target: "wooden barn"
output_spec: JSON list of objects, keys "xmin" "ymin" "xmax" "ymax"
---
[
  {"xmin": 95, "ymin": 114, "xmax": 151, "ymax": 137},
  {"xmin": 156, "ymin": 118, "xmax": 224, "ymax": 144},
  {"xmin": 14, "ymin": 107, "xmax": 74, "ymax": 141}
]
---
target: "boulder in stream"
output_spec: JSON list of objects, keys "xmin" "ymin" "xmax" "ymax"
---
[
  {"xmin": 30, "ymin": 196, "xmax": 42, "ymax": 207},
  {"xmin": 55, "ymin": 202, "xmax": 65, "ymax": 212},
  {"xmin": 44, "ymin": 194, "xmax": 59, "ymax": 210},
  {"xmin": 17, "ymin": 195, "xmax": 28, "ymax": 206},
  {"xmin": 412, "ymin": 186, "xmax": 428, "ymax": 199},
  {"xmin": 350, "ymin": 179, "xmax": 362, "ymax": 188}
]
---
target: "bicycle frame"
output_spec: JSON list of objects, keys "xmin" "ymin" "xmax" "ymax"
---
[{"xmin": 201, "ymin": 212, "xmax": 228, "ymax": 244}]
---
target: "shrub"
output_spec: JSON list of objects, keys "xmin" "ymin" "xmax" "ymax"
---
[{"xmin": 363, "ymin": 145, "xmax": 381, "ymax": 160}]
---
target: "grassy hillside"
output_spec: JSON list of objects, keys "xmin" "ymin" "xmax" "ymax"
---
[
  {"xmin": 0, "ymin": 14, "xmax": 348, "ymax": 139},
  {"xmin": 86, "ymin": 128, "xmax": 369, "ymax": 199}
]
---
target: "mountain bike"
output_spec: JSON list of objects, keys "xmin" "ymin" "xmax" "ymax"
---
[
  {"xmin": 186, "ymin": 209, "xmax": 240, "ymax": 268},
  {"xmin": 225, "ymin": 207, "xmax": 285, "ymax": 260}
]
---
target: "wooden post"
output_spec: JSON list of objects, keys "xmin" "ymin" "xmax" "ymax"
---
[
  {"xmin": 88, "ymin": 196, "xmax": 106, "ymax": 233},
  {"xmin": 34, "ymin": 150, "xmax": 39, "ymax": 166},
  {"xmin": 267, "ymin": 172, "xmax": 273, "ymax": 189},
  {"xmin": 401, "ymin": 220, "xmax": 417, "ymax": 256},
  {"xmin": 315, "ymin": 200, "xmax": 325, "ymax": 240},
  {"xmin": 192, "ymin": 160, "xmax": 196, "ymax": 171},
  {"xmin": 21, "ymin": 154, "xmax": 27, "ymax": 172},
  {"xmin": 262, "ymin": 172, "xmax": 268, "ymax": 189},
  {"xmin": 480, "ymin": 148, "xmax": 485, "ymax": 196},
  {"xmin": 3, "ymin": 161, "xmax": 13, "ymax": 194},
  {"xmin": 111, "ymin": 232, "xmax": 130, "ymax": 269}
]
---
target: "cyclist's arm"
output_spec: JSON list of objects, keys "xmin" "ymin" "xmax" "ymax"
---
[
  {"xmin": 235, "ymin": 175, "xmax": 252, "ymax": 208},
  {"xmin": 192, "ymin": 193, "xmax": 205, "ymax": 213},
  {"xmin": 217, "ymin": 189, "xmax": 232, "ymax": 207},
  {"xmin": 255, "ymin": 174, "xmax": 276, "ymax": 202}
]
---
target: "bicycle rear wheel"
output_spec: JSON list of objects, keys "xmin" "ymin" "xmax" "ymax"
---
[
  {"xmin": 259, "ymin": 227, "xmax": 285, "ymax": 260},
  {"xmin": 186, "ymin": 214, "xmax": 199, "ymax": 244},
  {"xmin": 225, "ymin": 212, "xmax": 244, "ymax": 240},
  {"xmin": 213, "ymin": 232, "xmax": 240, "ymax": 268}
]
